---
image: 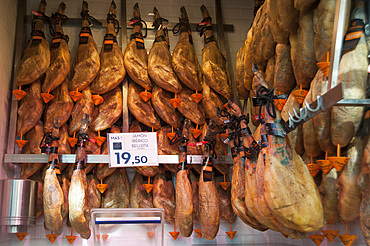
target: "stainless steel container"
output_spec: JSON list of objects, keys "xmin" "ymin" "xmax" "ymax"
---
[{"xmin": 0, "ymin": 179, "xmax": 37, "ymax": 233}]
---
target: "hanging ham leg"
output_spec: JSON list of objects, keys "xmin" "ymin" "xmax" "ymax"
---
[
  {"xmin": 153, "ymin": 165, "xmax": 176, "ymax": 224},
  {"xmin": 69, "ymin": 1, "xmax": 100, "ymax": 92},
  {"xmin": 87, "ymin": 174, "xmax": 101, "ymax": 209},
  {"xmin": 319, "ymin": 168, "xmax": 338, "ymax": 225},
  {"xmin": 90, "ymin": 86, "xmax": 122, "ymax": 132},
  {"xmin": 69, "ymin": 116, "xmax": 91, "ymax": 239},
  {"xmin": 148, "ymin": 8, "xmax": 182, "ymax": 93},
  {"xmin": 175, "ymin": 119, "xmax": 193, "ymax": 237},
  {"xmin": 69, "ymin": 86, "xmax": 94, "ymax": 135},
  {"xmin": 91, "ymin": 1, "xmax": 125, "ymax": 95},
  {"xmin": 198, "ymin": 120, "xmax": 220, "ymax": 239},
  {"xmin": 337, "ymin": 136, "xmax": 366, "ymax": 222},
  {"xmin": 172, "ymin": 6, "xmax": 202, "ymax": 91},
  {"xmin": 357, "ymin": 137, "xmax": 370, "ymax": 245},
  {"xmin": 253, "ymin": 67, "xmax": 324, "ymax": 233},
  {"xmin": 16, "ymin": 80, "xmax": 43, "ymax": 136},
  {"xmin": 44, "ymin": 78, "xmax": 73, "ymax": 132},
  {"xmin": 151, "ymin": 85, "xmax": 181, "ymax": 129},
  {"xmin": 43, "ymin": 2, "xmax": 70, "ymax": 94},
  {"xmin": 20, "ymin": 121, "xmax": 44, "ymax": 179},
  {"xmin": 43, "ymin": 119, "xmax": 64, "ymax": 235},
  {"xmin": 331, "ymin": 0, "xmax": 368, "ymax": 147},
  {"xmin": 128, "ymin": 82, "xmax": 161, "ymax": 129},
  {"xmin": 101, "ymin": 168, "xmax": 130, "ymax": 208},
  {"xmin": 130, "ymin": 172, "xmax": 153, "ymax": 208},
  {"xmin": 200, "ymin": 5, "xmax": 231, "ymax": 100},
  {"xmin": 124, "ymin": 3, "xmax": 152, "ymax": 91},
  {"xmin": 15, "ymin": 0, "xmax": 50, "ymax": 86}
]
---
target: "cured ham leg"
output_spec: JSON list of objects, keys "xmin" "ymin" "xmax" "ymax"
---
[
  {"xmin": 44, "ymin": 78, "xmax": 73, "ymax": 132},
  {"xmin": 69, "ymin": 116, "xmax": 91, "ymax": 239},
  {"xmin": 200, "ymin": 5, "xmax": 231, "ymax": 100},
  {"xmin": 69, "ymin": 1, "xmax": 100, "ymax": 92},
  {"xmin": 172, "ymin": 6, "xmax": 202, "ymax": 91},
  {"xmin": 124, "ymin": 3, "xmax": 152, "ymax": 91},
  {"xmin": 175, "ymin": 119, "xmax": 193, "ymax": 237},
  {"xmin": 253, "ymin": 67, "xmax": 324, "ymax": 233},
  {"xmin": 16, "ymin": 80, "xmax": 43, "ymax": 136},
  {"xmin": 69, "ymin": 86, "xmax": 94, "ymax": 135},
  {"xmin": 357, "ymin": 137, "xmax": 370, "ymax": 245},
  {"xmin": 101, "ymin": 169, "xmax": 130, "ymax": 208},
  {"xmin": 128, "ymin": 82, "xmax": 161, "ymax": 130},
  {"xmin": 148, "ymin": 8, "xmax": 182, "ymax": 93},
  {"xmin": 20, "ymin": 121, "xmax": 44, "ymax": 179},
  {"xmin": 337, "ymin": 137, "xmax": 365, "ymax": 222},
  {"xmin": 43, "ymin": 119, "xmax": 64, "ymax": 235},
  {"xmin": 91, "ymin": 1, "xmax": 125, "ymax": 95},
  {"xmin": 90, "ymin": 86, "xmax": 122, "ymax": 132},
  {"xmin": 153, "ymin": 166, "xmax": 176, "ymax": 224},
  {"xmin": 198, "ymin": 120, "xmax": 220, "ymax": 239},
  {"xmin": 15, "ymin": 0, "xmax": 50, "ymax": 87},
  {"xmin": 43, "ymin": 2, "xmax": 70, "ymax": 94},
  {"xmin": 130, "ymin": 172, "xmax": 153, "ymax": 208}
]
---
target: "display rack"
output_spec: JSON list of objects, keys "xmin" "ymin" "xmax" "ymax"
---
[{"xmin": 3, "ymin": 0, "xmax": 370, "ymax": 169}]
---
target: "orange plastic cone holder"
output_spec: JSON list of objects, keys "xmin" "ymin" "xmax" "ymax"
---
[
  {"xmin": 41, "ymin": 89, "xmax": 55, "ymax": 103},
  {"xmin": 317, "ymin": 152, "xmax": 333, "ymax": 174},
  {"xmin": 220, "ymin": 174, "xmax": 230, "ymax": 191},
  {"xmin": 94, "ymin": 131, "xmax": 106, "ymax": 146},
  {"xmin": 14, "ymin": 232, "xmax": 28, "ymax": 241},
  {"xmin": 147, "ymin": 232, "xmax": 155, "ymax": 240},
  {"xmin": 220, "ymin": 132, "xmax": 229, "ymax": 141},
  {"xmin": 15, "ymin": 133, "xmax": 28, "ymax": 149},
  {"xmin": 224, "ymin": 103, "xmax": 230, "ymax": 110},
  {"xmin": 170, "ymin": 93, "xmax": 181, "ymax": 108},
  {"xmin": 140, "ymin": 89, "xmax": 152, "ymax": 102},
  {"xmin": 226, "ymin": 224, "xmax": 237, "ymax": 240},
  {"xmin": 65, "ymin": 228, "xmax": 77, "ymax": 244},
  {"xmin": 328, "ymin": 145, "xmax": 349, "ymax": 172},
  {"xmin": 46, "ymin": 231, "xmax": 58, "ymax": 243},
  {"xmin": 68, "ymin": 132, "xmax": 78, "ymax": 148},
  {"xmin": 96, "ymin": 234, "xmax": 109, "ymax": 241},
  {"xmin": 322, "ymin": 225, "xmax": 339, "ymax": 242},
  {"xmin": 191, "ymin": 91, "xmax": 203, "ymax": 103},
  {"xmin": 70, "ymin": 89, "xmax": 83, "ymax": 102},
  {"xmin": 307, "ymin": 156, "xmax": 320, "ymax": 177},
  {"xmin": 169, "ymin": 224, "xmax": 180, "ymax": 240},
  {"xmin": 338, "ymin": 223, "xmax": 357, "ymax": 246},
  {"xmin": 292, "ymin": 85, "xmax": 308, "ymax": 104},
  {"xmin": 194, "ymin": 229, "xmax": 202, "ymax": 238},
  {"xmin": 92, "ymin": 94, "xmax": 104, "ymax": 106},
  {"xmin": 274, "ymin": 91, "xmax": 287, "ymax": 111},
  {"xmin": 317, "ymin": 52, "xmax": 330, "ymax": 77},
  {"xmin": 96, "ymin": 179, "xmax": 108, "ymax": 194},
  {"xmin": 191, "ymin": 124, "xmax": 202, "ymax": 139},
  {"xmin": 13, "ymin": 86, "xmax": 27, "ymax": 100},
  {"xmin": 309, "ymin": 232, "xmax": 325, "ymax": 246},
  {"xmin": 167, "ymin": 126, "xmax": 177, "ymax": 140},
  {"xmin": 143, "ymin": 177, "xmax": 154, "ymax": 193}
]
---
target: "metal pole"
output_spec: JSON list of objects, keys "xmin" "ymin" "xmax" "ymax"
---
[
  {"xmin": 328, "ymin": 0, "xmax": 350, "ymax": 90},
  {"xmin": 215, "ymin": 0, "xmax": 240, "ymax": 107},
  {"xmin": 121, "ymin": 0, "xmax": 129, "ymax": 133}
]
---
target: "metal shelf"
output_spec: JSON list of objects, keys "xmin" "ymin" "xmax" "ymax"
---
[{"xmin": 4, "ymin": 154, "xmax": 233, "ymax": 165}]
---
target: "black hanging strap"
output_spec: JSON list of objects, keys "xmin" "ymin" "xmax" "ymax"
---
[
  {"xmin": 172, "ymin": 17, "xmax": 193, "ymax": 44},
  {"xmin": 128, "ymin": 16, "xmax": 147, "ymax": 38},
  {"xmin": 256, "ymin": 86, "xmax": 276, "ymax": 121}
]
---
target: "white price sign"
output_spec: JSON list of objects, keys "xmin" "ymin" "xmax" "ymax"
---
[{"xmin": 107, "ymin": 132, "xmax": 158, "ymax": 167}]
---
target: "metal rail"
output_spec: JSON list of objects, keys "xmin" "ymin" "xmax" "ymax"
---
[{"xmin": 4, "ymin": 154, "xmax": 233, "ymax": 165}]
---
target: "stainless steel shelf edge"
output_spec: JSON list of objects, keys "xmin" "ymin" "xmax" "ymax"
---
[
  {"xmin": 4, "ymin": 154, "xmax": 233, "ymax": 165},
  {"xmin": 334, "ymin": 98, "xmax": 370, "ymax": 106}
]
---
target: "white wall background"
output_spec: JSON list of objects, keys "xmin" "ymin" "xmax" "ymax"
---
[{"xmin": 0, "ymin": 0, "xmax": 367, "ymax": 246}]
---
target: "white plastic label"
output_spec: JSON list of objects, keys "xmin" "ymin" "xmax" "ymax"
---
[{"xmin": 107, "ymin": 132, "xmax": 158, "ymax": 167}]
